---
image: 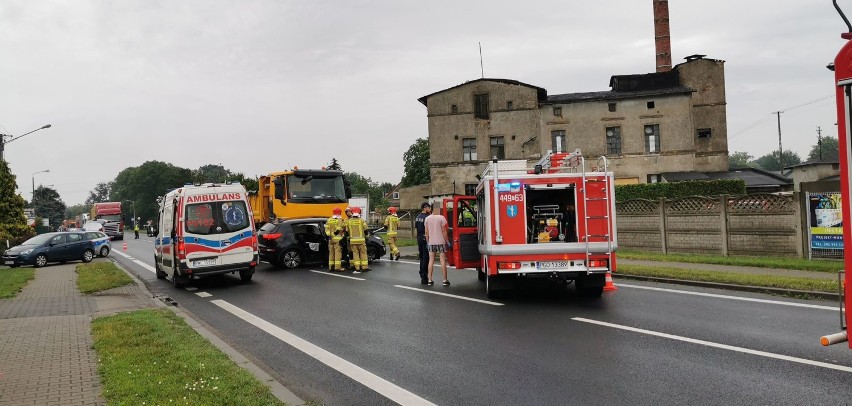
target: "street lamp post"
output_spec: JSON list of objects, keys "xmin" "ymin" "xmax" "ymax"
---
[
  {"xmin": 122, "ymin": 200, "xmax": 136, "ymax": 228},
  {"xmin": 32, "ymin": 169, "xmax": 50, "ymax": 199},
  {"xmin": 0, "ymin": 124, "xmax": 52, "ymax": 161}
]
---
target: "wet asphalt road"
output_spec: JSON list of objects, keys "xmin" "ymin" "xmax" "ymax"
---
[{"xmin": 112, "ymin": 236, "xmax": 852, "ymax": 405}]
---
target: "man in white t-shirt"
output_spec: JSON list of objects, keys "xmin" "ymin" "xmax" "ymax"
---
[{"xmin": 424, "ymin": 211, "xmax": 450, "ymax": 286}]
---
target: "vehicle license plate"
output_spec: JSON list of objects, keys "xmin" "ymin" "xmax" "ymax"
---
[
  {"xmin": 192, "ymin": 258, "xmax": 216, "ymax": 267},
  {"xmin": 537, "ymin": 261, "xmax": 571, "ymax": 269},
  {"xmin": 4, "ymin": 260, "xmax": 13, "ymax": 265}
]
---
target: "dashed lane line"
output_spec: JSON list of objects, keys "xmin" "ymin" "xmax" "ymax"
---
[
  {"xmin": 572, "ymin": 317, "xmax": 852, "ymax": 374},
  {"xmin": 111, "ymin": 249, "xmax": 156, "ymax": 273},
  {"xmin": 212, "ymin": 299, "xmax": 436, "ymax": 406},
  {"xmin": 617, "ymin": 283, "xmax": 838, "ymax": 311},
  {"xmin": 395, "ymin": 285, "xmax": 504, "ymax": 306},
  {"xmin": 308, "ymin": 270, "xmax": 366, "ymax": 281},
  {"xmin": 196, "ymin": 292, "xmax": 212, "ymax": 298}
]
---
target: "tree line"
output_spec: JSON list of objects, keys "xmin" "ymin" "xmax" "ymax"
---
[{"xmin": 728, "ymin": 136, "xmax": 840, "ymax": 171}]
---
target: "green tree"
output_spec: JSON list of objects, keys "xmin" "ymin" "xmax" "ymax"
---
[
  {"xmin": 65, "ymin": 204, "xmax": 90, "ymax": 220},
  {"xmin": 345, "ymin": 172, "xmax": 389, "ymax": 211},
  {"xmin": 231, "ymin": 173, "xmax": 259, "ymax": 192},
  {"xmin": 85, "ymin": 181, "xmax": 113, "ymax": 205},
  {"xmin": 192, "ymin": 164, "xmax": 232, "ymax": 184},
  {"xmin": 753, "ymin": 150, "xmax": 802, "ymax": 171},
  {"xmin": 400, "ymin": 138, "xmax": 430, "ymax": 187},
  {"xmin": 111, "ymin": 161, "xmax": 193, "ymax": 224},
  {"xmin": 807, "ymin": 136, "xmax": 840, "ymax": 161},
  {"xmin": 0, "ymin": 160, "xmax": 32, "ymax": 243},
  {"xmin": 32, "ymin": 186, "xmax": 66, "ymax": 229},
  {"xmin": 327, "ymin": 158, "xmax": 342, "ymax": 171},
  {"xmin": 728, "ymin": 151, "xmax": 753, "ymax": 169}
]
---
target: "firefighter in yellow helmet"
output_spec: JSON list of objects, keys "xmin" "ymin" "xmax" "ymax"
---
[
  {"xmin": 346, "ymin": 206, "xmax": 370, "ymax": 273},
  {"xmin": 384, "ymin": 206, "xmax": 401, "ymax": 260},
  {"xmin": 325, "ymin": 207, "xmax": 346, "ymax": 272}
]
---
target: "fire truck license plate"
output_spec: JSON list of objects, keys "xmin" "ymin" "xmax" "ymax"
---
[
  {"xmin": 537, "ymin": 261, "xmax": 571, "ymax": 269},
  {"xmin": 192, "ymin": 258, "xmax": 216, "ymax": 267}
]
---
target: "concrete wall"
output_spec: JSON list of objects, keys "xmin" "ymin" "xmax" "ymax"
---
[
  {"xmin": 616, "ymin": 193, "xmax": 803, "ymax": 257},
  {"xmin": 790, "ymin": 163, "xmax": 840, "ymax": 191}
]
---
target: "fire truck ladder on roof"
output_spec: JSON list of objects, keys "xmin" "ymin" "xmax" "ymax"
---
[{"xmin": 581, "ymin": 156, "xmax": 614, "ymax": 271}]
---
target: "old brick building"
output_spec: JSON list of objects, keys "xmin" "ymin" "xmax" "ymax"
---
[{"xmin": 405, "ymin": 55, "xmax": 729, "ymax": 207}]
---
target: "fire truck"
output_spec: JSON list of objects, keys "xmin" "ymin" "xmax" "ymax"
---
[
  {"xmin": 440, "ymin": 149, "xmax": 616, "ymax": 298},
  {"xmin": 820, "ymin": 2, "xmax": 852, "ymax": 349}
]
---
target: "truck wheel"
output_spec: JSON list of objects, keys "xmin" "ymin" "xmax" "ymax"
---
[
  {"xmin": 486, "ymin": 275, "xmax": 501, "ymax": 299},
  {"xmin": 154, "ymin": 261, "xmax": 167, "ymax": 280},
  {"xmin": 575, "ymin": 278, "xmax": 603, "ymax": 298},
  {"xmin": 239, "ymin": 267, "xmax": 254, "ymax": 282},
  {"xmin": 477, "ymin": 267, "xmax": 486, "ymax": 281}
]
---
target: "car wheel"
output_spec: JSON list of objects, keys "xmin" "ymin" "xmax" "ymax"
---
[
  {"xmin": 154, "ymin": 260, "xmax": 167, "ymax": 280},
  {"xmin": 34, "ymin": 254, "xmax": 48, "ymax": 268},
  {"xmin": 239, "ymin": 267, "xmax": 254, "ymax": 282},
  {"xmin": 99, "ymin": 246, "xmax": 110, "ymax": 257},
  {"xmin": 278, "ymin": 249, "xmax": 302, "ymax": 269},
  {"xmin": 82, "ymin": 249, "xmax": 94, "ymax": 263},
  {"xmin": 367, "ymin": 246, "xmax": 378, "ymax": 262}
]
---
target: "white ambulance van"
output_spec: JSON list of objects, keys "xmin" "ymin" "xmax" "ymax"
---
[{"xmin": 154, "ymin": 183, "xmax": 259, "ymax": 288}]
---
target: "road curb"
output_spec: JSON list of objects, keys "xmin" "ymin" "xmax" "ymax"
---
[
  {"xmin": 613, "ymin": 273, "xmax": 841, "ymax": 301},
  {"xmin": 108, "ymin": 258, "xmax": 306, "ymax": 406}
]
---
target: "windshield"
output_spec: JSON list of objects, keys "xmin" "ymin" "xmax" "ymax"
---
[
  {"xmin": 185, "ymin": 200, "xmax": 250, "ymax": 235},
  {"xmin": 22, "ymin": 234, "xmax": 53, "ymax": 246},
  {"xmin": 287, "ymin": 174, "xmax": 346, "ymax": 203},
  {"xmin": 99, "ymin": 215, "xmax": 122, "ymax": 222}
]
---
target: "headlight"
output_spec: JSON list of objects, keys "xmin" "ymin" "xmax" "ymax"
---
[{"xmin": 21, "ymin": 249, "xmax": 34, "ymax": 255}]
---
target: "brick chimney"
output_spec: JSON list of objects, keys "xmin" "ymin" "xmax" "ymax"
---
[{"xmin": 653, "ymin": 0, "xmax": 672, "ymax": 72}]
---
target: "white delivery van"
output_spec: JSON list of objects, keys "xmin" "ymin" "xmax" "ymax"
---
[{"xmin": 154, "ymin": 183, "xmax": 259, "ymax": 288}]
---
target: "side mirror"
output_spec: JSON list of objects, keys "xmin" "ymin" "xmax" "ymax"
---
[{"xmin": 273, "ymin": 177, "xmax": 285, "ymax": 200}]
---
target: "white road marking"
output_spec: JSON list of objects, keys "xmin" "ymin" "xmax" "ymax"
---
[
  {"xmin": 112, "ymin": 250, "xmax": 131, "ymax": 259},
  {"xmin": 184, "ymin": 287, "xmax": 198, "ymax": 291},
  {"xmin": 112, "ymin": 249, "xmax": 156, "ymax": 273},
  {"xmin": 395, "ymin": 285, "xmax": 504, "ymax": 306},
  {"xmin": 309, "ymin": 270, "xmax": 365, "ymax": 281},
  {"xmin": 196, "ymin": 292, "xmax": 212, "ymax": 298},
  {"xmin": 212, "ymin": 299, "xmax": 436, "ymax": 406},
  {"xmin": 617, "ymin": 283, "xmax": 839, "ymax": 311},
  {"xmin": 572, "ymin": 317, "xmax": 852, "ymax": 373}
]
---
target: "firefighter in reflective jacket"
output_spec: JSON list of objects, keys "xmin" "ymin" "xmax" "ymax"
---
[
  {"xmin": 384, "ymin": 207, "xmax": 400, "ymax": 260},
  {"xmin": 346, "ymin": 207, "xmax": 370, "ymax": 273},
  {"xmin": 325, "ymin": 207, "xmax": 346, "ymax": 272}
]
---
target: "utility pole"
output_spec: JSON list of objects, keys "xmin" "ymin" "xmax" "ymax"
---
[
  {"xmin": 774, "ymin": 111, "xmax": 784, "ymax": 172},
  {"xmin": 817, "ymin": 126, "xmax": 823, "ymax": 160}
]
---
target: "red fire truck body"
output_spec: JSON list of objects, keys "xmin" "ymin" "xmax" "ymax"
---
[{"xmin": 442, "ymin": 150, "xmax": 616, "ymax": 298}]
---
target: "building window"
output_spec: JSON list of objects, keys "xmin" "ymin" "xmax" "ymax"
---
[
  {"xmin": 490, "ymin": 136, "xmax": 505, "ymax": 159},
  {"xmin": 474, "ymin": 94, "xmax": 489, "ymax": 119},
  {"xmin": 697, "ymin": 128, "xmax": 712, "ymax": 138},
  {"xmin": 606, "ymin": 126, "xmax": 622, "ymax": 155},
  {"xmin": 644, "ymin": 124, "xmax": 660, "ymax": 153},
  {"xmin": 451, "ymin": 104, "xmax": 458, "ymax": 114},
  {"xmin": 647, "ymin": 101, "xmax": 655, "ymax": 109},
  {"xmin": 391, "ymin": 192, "xmax": 400, "ymax": 200},
  {"xmin": 647, "ymin": 174, "xmax": 662, "ymax": 183},
  {"xmin": 463, "ymin": 138, "xmax": 477, "ymax": 161},
  {"xmin": 464, "ymin": 184, "xmax": 477, "ymax": 196},
  {"xmin": 608, "ymin": 102, "xmax": 617, "ymax": 112},
  {"xmin": 507, "ymin": 101, "xmax": 513, "ymax": 110},
  {"xmin": 553, "ymin": 106, "xmax": 562, "ymax": 116},
  {"xmin": 551, "ymin": 130, "xmax": 567, "ymax": 153}
]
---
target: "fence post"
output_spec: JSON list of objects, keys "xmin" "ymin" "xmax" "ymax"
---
[
  {"xmin": 659, "ymin": 198, "xmax": 667, "ymax": 254},
  {"xmin": 794, "ymin": 191, "xmax": 805, "ymax": 259},
  {"xmin": 720, "ymin": 194, "xmax": 729, "ymax": 257}
]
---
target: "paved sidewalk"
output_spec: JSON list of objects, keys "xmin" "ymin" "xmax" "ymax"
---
[{"xmin": 0, "ymin": 261, "xmax": 157, "ymax": 406}]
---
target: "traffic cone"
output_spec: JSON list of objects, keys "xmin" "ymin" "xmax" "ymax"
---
[
  {"xmin": 122, "ymin": 242, "xmax": 127, "ymax": 251},
  {"xmin": 603, "ymin": 271, "xmax": 618, "ymax": 292}
]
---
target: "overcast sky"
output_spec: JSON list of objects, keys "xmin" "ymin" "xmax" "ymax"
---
[{"xmin": 0, "ymin": 0, "xmax": 843, "ymax": 205}]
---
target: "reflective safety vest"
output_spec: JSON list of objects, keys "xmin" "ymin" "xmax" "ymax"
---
[
  {"xmin": 346, "ymin": 218, "xmax": 366, "ymax": 244},
  {"xmin": 325, "ymin": 217, "xmax": 344, "ymax": 242},
  {"xmin": 384, "ymin": 215, "xmax": 399, "ymax": 236}
]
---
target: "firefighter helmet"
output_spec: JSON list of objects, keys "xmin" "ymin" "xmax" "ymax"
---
[
  {"xmin": 388, "ymin": 207, "xmax": 397, "ymax": 214},
  {"xmin": 351, "ymin": 206, "xmax": 362, "ymax": 215},
  {"xmin": 332, "ymin": 207, "xmax": 342, "ymax": 215}
]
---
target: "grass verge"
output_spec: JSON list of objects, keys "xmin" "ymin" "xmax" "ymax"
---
[
  {"xmin": 0, "ymin": 267, "xmax": 35, "ymax": 298},
  {"xmin": 92, "ymin": 309, "xmax": 284, "ymax": 405},
  {"xmin": 76, "ymin": 262, "xmax": 133, "ymax": 294},
  {"xmin": 619, "ymin": 264, "xmax": 838, "ymax": 293},
  {"xmin": 618, "ymin": 249, "xmax": 844, "ymax": 273}
]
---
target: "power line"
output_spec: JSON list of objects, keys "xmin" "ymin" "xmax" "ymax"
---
[{"xmin": 779, "ymin": 95, "xmax": 833, "ymax": 112}]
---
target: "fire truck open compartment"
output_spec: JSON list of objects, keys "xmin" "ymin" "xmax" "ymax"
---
[{"xmin": 524, "ymin": 184, "xmax": 577, "ymax": 244}]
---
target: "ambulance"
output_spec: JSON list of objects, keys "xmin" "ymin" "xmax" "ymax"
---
[
  {"xmin": 154, "ymin": 183, "xmax": 259, "ymax": 288},
  {"xmin": 441, "ymin": 149, "xmax": 617, "ymax": 298}
]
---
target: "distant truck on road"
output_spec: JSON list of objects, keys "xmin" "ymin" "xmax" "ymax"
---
[{"xmin": 90, "ymin": 202, "xmax": 124, "ymax": 240}]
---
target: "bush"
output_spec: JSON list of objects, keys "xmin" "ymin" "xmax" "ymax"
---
[
  {"xmin": 615, "ymin": 179, "xmax": 746, "ymax": 202},
  {"xmin": 0, "ymin": 224, "xmax": 35, "ymax": 247}
]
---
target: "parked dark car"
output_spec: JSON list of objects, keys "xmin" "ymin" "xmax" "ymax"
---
[
  {"xmin": 257, "ymin": 217, "xmax": 386, "ymax": 269},
  {"xmin": 2, "ymin": 232, "xmax": 96, "ymax": 268}
]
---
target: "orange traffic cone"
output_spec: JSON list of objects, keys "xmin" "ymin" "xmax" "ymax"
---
[
  {"xmin": 603, "ymin": 271, "xmax": 618, "ymax": 292},
  {"xmin": 122, "ymin": 242, "xmax": 127, "ymax": 251}
]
